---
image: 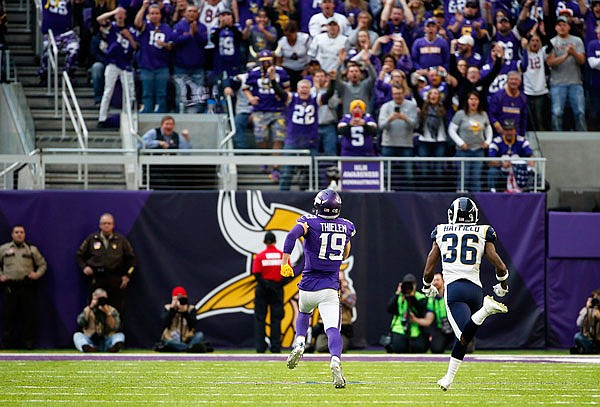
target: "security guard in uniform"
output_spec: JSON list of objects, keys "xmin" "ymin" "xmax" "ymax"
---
[
  {"xmin": 76, "ymin": 213, "xmax": 136, "ymax": 313},
  {"xmin": 0, "ymin": 225, "xmax": 47, "ymax": 349}
]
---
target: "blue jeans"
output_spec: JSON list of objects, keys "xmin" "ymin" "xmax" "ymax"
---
[
  {"xmin": 318, "ymin": 124, "xmax": 338, "ymax": 156},
  {"xmin": 456, "ymin": 149, "xmax": 484, "ymax": 192},
  {"xmin": 234, "ymin": 112, "xmax": 255, "ymax": 149},
  {"xmin": 416, "ymin": 141, "xmax": 446, "ymax": 179},
  {"xmin": 140, "ymin": 67, "xmax": 170, "ymax": 114},
  {"xmin": 173, "ymin": 66, "xmax": 205, "ymax": 113},
  {"xmin": 73, "ymin": 331, "xmax": 125, "ymax": 352},
  {"xmin": 162, "ymin": 332, "xmax": 205, "ymax": 352},
  {"xmin": 90, "ymin": 61, "xmax": 105, "ymax": 103},
  {"xmin": 382, "ymin": 146, "xmax": 414, "ymax": 190},
  {"xmin": 487, "ymin": 166, "xmax": 507, "ymax": 191},
  {"xmin": 551, "ymin": 84, "xmax": 587, "ymax": 131}
]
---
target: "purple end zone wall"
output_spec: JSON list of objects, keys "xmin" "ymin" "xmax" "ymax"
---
[{"xmin": 0, "ymin": 190, "xmax": 583, "ymax": 350}]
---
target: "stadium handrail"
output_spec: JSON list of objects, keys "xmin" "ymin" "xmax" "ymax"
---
[{"xmin": 46, "ymin": 29, "xmax": 59, "ymax": 117}]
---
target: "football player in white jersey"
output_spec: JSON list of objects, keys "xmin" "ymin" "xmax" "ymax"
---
[{"xmin": 421, "ymin": 197, "xmax": 510, "ymax": 391}]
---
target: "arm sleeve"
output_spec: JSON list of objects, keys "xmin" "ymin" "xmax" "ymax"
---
[
  {"xmin": 283, "ymin": 223, "xmax": 305, "ymax": 254},
  {"xmin": 448, "ymin": 121, "xmax": 464, "ymax": 146}
]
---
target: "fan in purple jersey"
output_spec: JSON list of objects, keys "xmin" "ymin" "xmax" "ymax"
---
[
  {"xmin": 281, "ymin": 188, "xmax": 356, "ymax": 389},
  {"xmin": 242, "ymin": 49, "xmax": 290, "ymax": 182},
  {"xmin": 487, "ymin": 118, "xmax": 534, "ymax": 192},
  {"xmin": 96, "ymin": 7, "xmax": 138, "ymax": 127},
  {"xmin": 269, "ymin": 66, "xmax": 336, "ymax": 190},
  {"xmin": 491, "ymin": 11, "xmax": 521, "ymax": 64},
  {"xmin": 489, "ymin": 71, "xmax": 528, "ymax": 137},
  {"xmin": 447, "ymin": 0, "xmax": 488, "ymax": 55},
  {"xmin": 135, "ymin": 0, "xmax": 175, "ymax": 113},
  {"xmin": 172, "ymin": 4, "xmax": 208, "ymax": 113},
  {"xmin": 379, "ymin": 4, "xmax": 414, "ymax": 54},
  {"xmin": 451, "ymin": 34, "xmax": 483, "ymax": 68},
  {"xmin": 337, "ymin": 99, "xmax": 378, "ymax": 156},
  {"xmin": 411, "ymin": 18, "xmax": 450, "ymax": 74},
  {"xmin": 480, "ymin": 42, "xmax": 521, "ymax": 102},
  {"xmin": 39, "ymin": 0, "xmax": 81, "ymax": 82},
  {"xmin": 210, "ymin": 8, "xmax": 244, "ymax": 78}
]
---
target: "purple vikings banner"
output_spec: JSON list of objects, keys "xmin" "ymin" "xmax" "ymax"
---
[{"xmin": 0, "ymin": 191, "xmax": 572, "ymax": 350}]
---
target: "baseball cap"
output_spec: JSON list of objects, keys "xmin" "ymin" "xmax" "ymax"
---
[
  {"xmin": 465, "ymin": 0, "xmax": 479, "ymax": 7},
  {"xmin": 433, "ymin": 8, "xmax": 445, "ymax": 17},
  {"xmin": 326, "ymin": 17, "xmax": 339, "ymax": 25},
  {"xmin": 172, "ymin": 286, "xmax": 187, "ymax": 297},
  {"xmin": 558, "ymin": 8, "xmax": 573, "ymax": 16},
  {"xmin": 402, "ymin": 273, "xmax": 417, "ymax": 283},
  {"xmin": 458, "ymin": 35, "xmax": 475, "ymax": 46},
  {"xmin": 498, "ymin": 16, "xmax": 510, "ymax": 23},
  {"xmin": 417, "ymin": 75, "xmax": 428, "ymax": 83},
  {"xmin": 425, "ymin": 17, "xmax": 436, "ymax": 26},
  {"xmin": 502, "ymin": 119, "xmax": 516, "ymax": 130},
  {"xmin": 556, "ymin": 15, "xmax": 569, "ymax": 24},
  {"xmin": 220, "ymin": 7, "xmax": 232, "ymax": 14}
]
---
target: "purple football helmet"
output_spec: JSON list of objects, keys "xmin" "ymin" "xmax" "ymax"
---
[
  {"xmin": 447, "ymin": 197, "xmax": 479, "ymax": 224},
  {"xmin": 313, "ymin": 189, "xmax": 342, "ymax": 219}
]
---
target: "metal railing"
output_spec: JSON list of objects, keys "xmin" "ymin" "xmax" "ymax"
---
[
  {"xmin": 34, "ymin": 0, "xmax": 43, "ymax": 55},
  {"xmin": 0, "ymin": 150, "xmax": 547, "ymax": 192},
  {"xmin": 0, "ymin": 49, "xmax": 17, "ymax": 83},
  {"xmin": 0, "ymin": 151, "xmax": 42, "ymax": 189},
  {"xmin": 46, "ymin": 29, "xmax": 59, "ymax": 116},
  {"xmin": 313, "ymin": 156, "xmax": 547, "ymax": 193}
]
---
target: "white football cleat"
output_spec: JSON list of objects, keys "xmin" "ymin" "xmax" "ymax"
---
[
  {"xmin": 330, "ymin": 358, "xmax": 346, "ymax": 389},
  {"xmin": 437, "ymin": 375, "xmax": 452, "ymax": 391},
  {"xmin": 483, "ymin": 295, "xmax": 508, "ymax": 315},
  {"xmin": 286, "ymin": 342, "xmax": 305, "ymax": 369}
]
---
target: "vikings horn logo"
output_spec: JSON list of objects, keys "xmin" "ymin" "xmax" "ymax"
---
[{"xmin": 194, "ymin": 191, "xmax": 357, "ymax": 347}]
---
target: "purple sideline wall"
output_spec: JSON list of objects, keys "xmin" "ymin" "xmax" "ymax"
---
[
  {"xmin": 546, "ymin": 212, "xmax": 600, "ymax": 348},
  {"xmin": 0, "ymin": 191, "xmax": 575, "ymax": 350}
]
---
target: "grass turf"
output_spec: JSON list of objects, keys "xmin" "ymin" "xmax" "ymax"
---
[{"xmin": 1, "ymin": 358, "xmax": 599, "ymax": 406}]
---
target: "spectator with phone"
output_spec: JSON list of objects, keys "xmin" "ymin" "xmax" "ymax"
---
[
  {"xmin": 73, "ymin": 288, "xmax": 125, "ymax": 352},
  {"xmin": 337, "ymin": 99, "xmax": 378, "ymax": 156},
  {"xmin": 378, "ymin": 84, "xmax": 418, "ymax": 190}
]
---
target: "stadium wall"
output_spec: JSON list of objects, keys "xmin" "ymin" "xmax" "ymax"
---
[{"xmin": 0, "ymin": 191, "xmax": 584, "ymax": 350}]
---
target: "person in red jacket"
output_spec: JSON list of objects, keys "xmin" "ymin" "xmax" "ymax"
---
[{"xmin": 252, "ymin": 231, "xmax": 284, "ymax": 353}]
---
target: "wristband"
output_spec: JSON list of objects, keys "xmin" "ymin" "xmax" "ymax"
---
[
  {"xmin": 496, "ymin": 270, "xmax": 509, "ymax": 282},
  {"xmin": 422, "ymin": 278, "xmax": 431, "ymax": 287}
]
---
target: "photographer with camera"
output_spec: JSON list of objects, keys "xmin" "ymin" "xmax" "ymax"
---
[
  {"xmin": 73, "ymin": 288, "xmax": 125, "ymax": 352},
  {"xmin": 155, "ymin": 286, "xmax": 211, "ymax": 353},
  {"xmin": 571, "ymin": 288, "xmax": 600, "ymax": 354},
  {"xmin": 385, "ymin": 273, "xmax": 434, "ymax": 353}
]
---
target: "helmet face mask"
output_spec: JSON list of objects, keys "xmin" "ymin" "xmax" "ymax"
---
[
  {"xmin": 313, "ymin": 189, "xmax": 342, "ymax": 219},
  {"xmin": 447, "ymin": 197, "xmax": 479, "ymax": 224}
]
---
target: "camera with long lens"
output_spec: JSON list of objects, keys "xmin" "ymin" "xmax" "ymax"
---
[
  {"xmin": 178, "ymin": 296, "xmax": 188, "ymax": 306},
  {"xmin": 95, "ymin": 297, "xmax": 108, "ymax": 308}
]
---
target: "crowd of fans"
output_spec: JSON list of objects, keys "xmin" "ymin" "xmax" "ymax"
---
[{"xmin": 5, "ymin": 0, "xmax": 599, "ymax": 189}]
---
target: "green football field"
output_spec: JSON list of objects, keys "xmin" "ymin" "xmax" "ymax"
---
[{"xmin": 0, "ymin": 353, "xmax": 598, "ymax": 406}]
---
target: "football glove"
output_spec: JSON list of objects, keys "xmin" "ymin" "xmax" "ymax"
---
[
  {"xmin": 493, "ymin": 283, "xmax": 509, "ymax": 297},
  {"xmin": 280, "ymin": 264, "xmax": 294, "ymax": 278},
  {"xmin": 422, "ymin": 284, "xmax": 439, "ymax": 298}
]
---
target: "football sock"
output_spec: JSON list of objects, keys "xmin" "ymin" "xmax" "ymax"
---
[
  {"xmin": 326, "ymin": 327, "xmax": 343, "ymax": 359},
  {"xmin": 295, "ymin": 335, "xmax": 306, "ymax": 346},
  {"xmin": 472, "ymin": 305, "xmax": 489, "ymax": 325},
  {"xmin": 295, "ymin": 312, "xmax": 311, "ymax": 338},
  {"xmin": 444, "ymin": 357, "xmax": 462, "ymax": 381}
]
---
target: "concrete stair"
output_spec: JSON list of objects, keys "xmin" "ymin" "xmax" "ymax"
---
[{"xmin": 5, "ymin": 0, "xmax": 127, "ymax": 189}]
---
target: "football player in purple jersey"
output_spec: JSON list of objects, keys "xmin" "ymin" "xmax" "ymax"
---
[{"xmin": 281, "ymin": 189, "xmax": 356, "ymax": 389}]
